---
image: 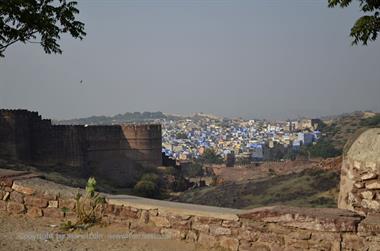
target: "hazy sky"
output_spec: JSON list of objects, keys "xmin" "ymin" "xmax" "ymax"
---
[{"xmin": 1, "ymin": 0, "xmax": 379, "ymax": 120}]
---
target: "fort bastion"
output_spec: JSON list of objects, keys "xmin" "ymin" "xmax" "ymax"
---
[{"xmin": 0, "ymin": 109, "xmax": 162, "ymax": 187}]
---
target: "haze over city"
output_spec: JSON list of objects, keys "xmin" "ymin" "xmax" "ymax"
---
[{"xmin": 1, "ymin": 0, "xmax": 380, "ymax": 120}]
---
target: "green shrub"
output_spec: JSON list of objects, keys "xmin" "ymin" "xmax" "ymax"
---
[
  {"xmin": 133, "ymin": 180, "xmax": 160, "ymax": 198},
  {"xmin": 360, "ymin": 114, "xmax": 380, "ymax": 127},
  {"xmin": 140, "ymin": 173, "xmax": 160, "ymax": 184},
  {"xmin": 182, "ymin": 162, "xmax": 203, "ymax": 177},
  {"xmin": 61, "ymin": 177, "xmax": 106, "ymax": 231}
]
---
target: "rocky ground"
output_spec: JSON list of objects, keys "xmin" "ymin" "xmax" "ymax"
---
[{"xmin": 0, "ymin": 211, "xmax": 221, "ymax": 251}]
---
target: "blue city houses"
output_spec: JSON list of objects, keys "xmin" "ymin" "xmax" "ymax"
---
[{"xmin": 161, "ymin": 116, "xmax": 319, "ymax": 161}]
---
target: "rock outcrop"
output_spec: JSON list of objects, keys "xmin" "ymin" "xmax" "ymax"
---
[{"xmin": 339, "ymin": 128, "xmax": 380, "ymax": 215}]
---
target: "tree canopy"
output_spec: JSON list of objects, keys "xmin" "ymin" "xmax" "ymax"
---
[
  {"xmin": 328, "ymin": 0, "xmax": 380, "ymax": 45},
  {"xmin": 0, "ymin": 0, "xmax": 85, "ymax": 57}
]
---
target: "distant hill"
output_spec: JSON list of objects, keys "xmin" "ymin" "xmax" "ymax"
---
[
  {"xmin": 54, "ymin": 112, "xmax": 168, "ymax": 125},
  {"xmin": 320, "ymin": 111, "xmax": 380, "ymax": 151},
  {"xmin": 175, "ymin": 168, "xmax": 340, "ymax": 209},
  {"xmin": 54, "ymin": 111, "xmax": 225, "ymax": 125}
]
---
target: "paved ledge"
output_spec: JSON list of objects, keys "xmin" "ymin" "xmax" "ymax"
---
[
  {"xmin": 108, "ymin": 195, "xmax": 243, "ymax": 221},
  {"xmin": 11, "ymin": 177, "xmax": 82, "ymax": 198},
  {"xmin": 239, "ymin": 206, "xmax": 363, "ymax": 232},
  {"xmin": 0, "ymin": 168, "xmax": 42, "ymax": 187}
]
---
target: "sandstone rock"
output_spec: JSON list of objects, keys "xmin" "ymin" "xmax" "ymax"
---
[
  {"xmin": 186, "ymin": 230, "xmax": 198, "ymax": 242},
  {"xmin": 366, "ymin": 161, "xmax": 377, "ymax": 171},
  {"xmin": 288, "ymin": 231, "xmax": 311, "ymax": 240},
  {"xmin": 170, "ymin": 219, "xmax": 191, "ymax": 230},
  {"xmin": 59, "ymin": 199, "xmax": 76, "ymax": 210},
  {"xmin": 160, "ymin": 228, "xmax": 182, "ymax": 240},
  {"xmin": 221, "ymin": 220, "xmax": 241, "ymax": 228},
  {"xmin": 104, "ymin": 204, "xmax": 114, "ymax": 214},
  {"xmin": 197, "ymin": 233, "xmax": 217, "ymax": 248},
  {"xmin": 358, "ymin": 214, "xmax": 380, "ymax": 235},
  {"xmin": 150, "ymin": 216, "xmax": 170, "ymax": 227},
  {"xmin": 149, "ymin": 209, "xmax": 158, "ymax": 216},
  {"xmin": 48, "ymin": 200, "xmax": 59, "ymax": 208},
  {"xmin": 361, "ymin": 191, "xmax": 374, "ymax": 200},
  {"xmin": 39, "ymin": 192, "xmax": 57, "ymax": 200},
  {"xmin": 285, "ymin": 239, "xmax": 309, "ymax": 250},
  {"xmin": 192, "ymin": 222, "xmax": 210, "ymax": 233},
  {"xmin": 0, "ymin": 200, "xmax": 7, "ymax": 210},
  {"xmin": 193, "ymin": 216, "xmax": 222, "ymax": 225},
  {"xmin": 219, "ymin": 236, "xmax": 239, "ymax": 251},
  {"xmin": 342, "ymin": 234, "xmax": 365, "ymax": 250},
  {"xmin": 24, "ymin": 196, "xmax": 48, "ymax": 208},
  {"xmin": 361, "ymin": 173, "xmax": 378, "ymax": 181},
  {"xmin": 238, "ymin": 240, "xmax": 252, "ymax": 251},
  {"xmin": 361, "ymin": 199, "xmax": 380, "ymax": 211},
  {"xmin": 366, "ymin": 181, "xmax": 380, "ymax": 190},
  {"xmin": 331, "ymin": 241, "xmax": 341, "ymax": 251},
  {"xmin": 3, "ymin": 191, "xmax": 10, "ymax": 201},
  {"xmin": 7, "ymin": 202, "xmax": 25, "ymax": 214},
  {"xmin": 11, "ymin": 183, "xmax": 34, "ymax": 195},
  {"xmin": 239, "ymin": 229, "xmax": 252, "ymax": 241},
  {"xmin": 209, "ymin": 226, "xmax": 231, "ymax": 236},
  {"xmin": 348, "ymin": 192, "xmax": 359, "ymax": 204},
  {"xmin": 119, "ymin": 207, "xmax": 139, "ymax": 219},
  {"xmin": 43, "ymin": 208, "xmax": 64, "ymax": 218},
  {"xmin": 258, "ymin": 232, "xmax": 284, "ymax": 246},
  {"xmin": 135, "ymin": 225, "xmax": 161, "ymax": 234},
  {"xmin": 9, "ymin": 191, "xmax": 24, "ymax": 203},
  {"xmin": 354, "ymin": 182, "xmax": 365, "ymax": 189},
  {"xmin": 250, "ymin": 244, "xmax": 271, "ymax": 251},
  {"xmin": 139, "ymin": 210, "xmax": 149, "ymax": 224},
  {"xmin": 354, "ymin": 161, "xmax": 361, "ymax": 170},
  {"xmin": 27, "ymin": 207, "xmax": 43, "ymax": 218}
]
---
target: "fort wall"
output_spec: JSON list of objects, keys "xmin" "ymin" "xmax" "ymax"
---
[{"xmin": 0, "ymin": 110, "xmax": 162, "ymax": 186}]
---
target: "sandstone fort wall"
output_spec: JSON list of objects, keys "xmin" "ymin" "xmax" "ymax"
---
[{"xmin": 0, "ymin": 110, "xmax": 162, "ymax": 186}]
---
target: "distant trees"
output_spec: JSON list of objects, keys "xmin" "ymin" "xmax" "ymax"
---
[
  {"xmin": 0, "ymin": 0, "xmax": 86, "ymax": 57},
  {"xmin": 360, "ymin": 114, "xmax": 380, "ymax": 126},
  {"xmin": 182, "ymin": 162, "xmax": 203, "ymax": 177},
  {"xmin": 302, "ymin": 139, "xmax": 342, "ymax": 158},
  {"xmin": 133, "ymin": 173, "xmax": 161, "ymax": 198},
  {"xmin": 175, "ymin": 132, "xmax": 188, "ymax": 140},
  {"xmin": 200, "ymin": 148, "xmax": 224, "ymax": 164},
  {"xmin": 328, "ymin": 0, "xmax": 380, "ymax": 45}
]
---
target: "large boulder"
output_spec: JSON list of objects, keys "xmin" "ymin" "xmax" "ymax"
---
[{"xmin": 338, "ymin": 128, "xmax": 380, "ymax": 215}]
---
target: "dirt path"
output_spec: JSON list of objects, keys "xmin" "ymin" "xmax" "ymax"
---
[{"xmin": 0, "ymin": 211, "xmax": 217, "ymax": 251}]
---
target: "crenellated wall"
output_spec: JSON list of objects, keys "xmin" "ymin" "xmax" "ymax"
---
[{"xmin": 0, "ymin": 110, "xmax": 162, "ymax": 186}]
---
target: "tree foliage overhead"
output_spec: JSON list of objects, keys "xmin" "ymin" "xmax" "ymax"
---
[
  {"xmin": 0, "ymin": 0, "xmax": 85, "ymax": 57},
  {"xmin": 328, "ymin": 0, "xmax": 380, "ymax": 45}
]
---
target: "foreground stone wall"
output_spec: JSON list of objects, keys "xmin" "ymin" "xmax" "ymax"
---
[
  {"xmin": 1, "ymin": 170, "xmax": 379, "ymax": 251},
  {"xmin": 339, "ymin": 128, "xmax": 380, "ymax": 215}
]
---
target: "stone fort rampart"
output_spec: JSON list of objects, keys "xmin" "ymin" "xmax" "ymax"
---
[{"xmin": 0, "ymin": 109, "xmax": 162, "ymax": 186}]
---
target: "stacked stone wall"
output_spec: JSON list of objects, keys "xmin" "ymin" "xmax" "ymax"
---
[{"xmin": 0, "ymin": 175, "xmax": 379, "ymax": 251}]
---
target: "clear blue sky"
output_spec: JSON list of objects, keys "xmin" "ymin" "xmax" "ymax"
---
[{"xmin": 0, "ymin": 0, "xmax": 379, "ymax": 120}]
